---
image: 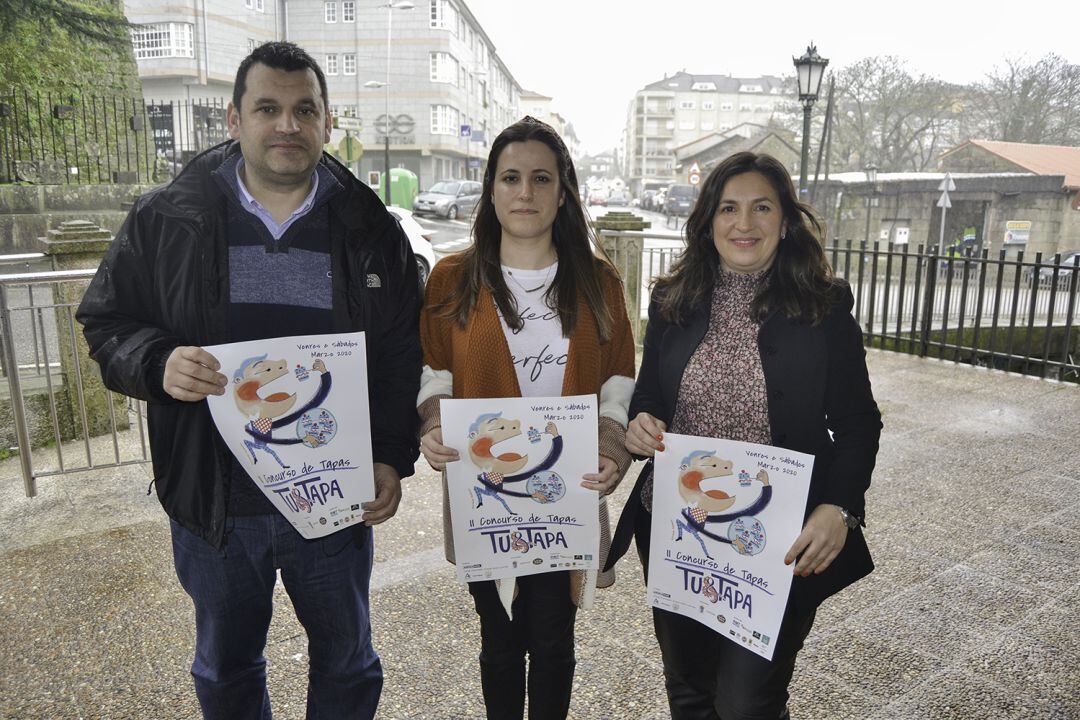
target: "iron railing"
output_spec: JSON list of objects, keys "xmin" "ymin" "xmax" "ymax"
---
[
  {"xmin": 1, "ymin": 241, "xmax": 1076, "ymax": 497},
  {"xmin": 0, "ymin": 89, "xmax": 230, "ymax": 185},
  {"xmin": 630, "ymin": 238, "xmax": 1080, "ymax": 382},
  {"xmin": 0, "ymin": 267, "xmax": 150, "ymax": 497}
]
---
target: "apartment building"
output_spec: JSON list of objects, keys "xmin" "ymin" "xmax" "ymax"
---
[
  {"xmin": 622, "ymin": 71, "xmax": 795, "ymax": 194},
  {"xmin": 123, "ymin": 0, "xmax": 523, "ymax": 188}
]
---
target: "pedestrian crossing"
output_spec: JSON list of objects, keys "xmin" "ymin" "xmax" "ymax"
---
[{"xmin": 433, "ymin": 236, "xmax": 472, "ymax": 254}]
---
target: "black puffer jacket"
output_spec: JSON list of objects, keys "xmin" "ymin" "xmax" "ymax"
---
[{"xmin": 76, "ymin": 141, "xmax": 421, "ymax": 550}]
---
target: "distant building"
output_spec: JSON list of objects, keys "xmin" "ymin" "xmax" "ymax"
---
[
  {"xmin": 622, "ymin": 71, "xmax": 796, "ymax": 194},
  {"xmin": 674, "ymin": 124, "xmax": 799, "ymax": 178},
  {"xmin": 122, "ymin": 0, "xmax": 523, "ymax": 191},
  {"xmin": 518, "ymin": 89, "xmax": 580, "ymax": 159}
]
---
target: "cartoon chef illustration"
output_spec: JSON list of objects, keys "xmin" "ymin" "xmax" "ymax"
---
[
  {"xmin": 233, "ymin": 355, "xmax": 332, "ymax": 468},
  {"xmin": 675, "ymin": 450, "xmax": 772, "ymax": 559},
  {"xmin": 467, "ymin": 413, "xmax": 563, "ymax": 515}
]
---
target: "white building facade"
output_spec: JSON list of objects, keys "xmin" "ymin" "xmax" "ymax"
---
[
  {"xmin": 123, "ymin": 0, "xmax": 523, "ymax": 188},
  {"xmin": 622, "ymin": 71, "xmax": 795, "ymax": 194}
]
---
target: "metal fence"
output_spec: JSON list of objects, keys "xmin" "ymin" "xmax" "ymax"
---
[
  {"xmin": 0, "ymin": 267, "xmax": 150, "ymax": 497},
  {"xmin": 1, "ymin": 241, "xmax": 1076, "ymax": 497},
  {"xmin": 627, "ymin": 236, "xmax": 1080, "ymax": 381},
  {"xmin": 0, "ymin": 89, "xmax": 230, "ymax": 185}
]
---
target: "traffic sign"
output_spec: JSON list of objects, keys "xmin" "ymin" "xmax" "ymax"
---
[
  {"xmin": 338, "ymin": 135, "xmax": 363, "ymax": 164},
  {"xmin": 688, "ymin": 162, "xmax": 701, "ymax": 174},
  {"xmin": 936, "ymin": 191, "xmax": 951, "ymax": 209},
  {"xmin": 938, "ymin": 173, "xmax": 956, "ymax": 192},
  {"xmin": 460, "ymin": 124, "xmax": 471, "ymax": 137},
  {"xmin": 689, "ymin": 173, "xmax": 701, "ymax": 186},
  {"xmin": 335, "ymin": 116, "xmax": 362, "ymax": 131}
]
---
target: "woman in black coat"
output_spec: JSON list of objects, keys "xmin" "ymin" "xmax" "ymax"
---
[{"xmin": 610, "ymin": 152, "xmax": 881, "ymax": 720}]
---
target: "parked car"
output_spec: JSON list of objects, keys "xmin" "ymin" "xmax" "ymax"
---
[
  {"xmin": 608, "ymin": 190, "xmax": 629, "ymax": 206},
  {"xmin": 640, "ymin": 189, "xmax": 658, "ymax": 210},
  {"xmin": 387, "ymin": 206, "xmax": 437, "ymax": 287},
  {"xmin": 664, "ymin": 183, "xmax": 698, "ymax": 216},
  {"xmin": 588, "ymin": 193, "xmax": 608, "ymax": 207},
  {"xmin": 412, "ymin": 180, "xmax": 481, "ymax": 220},
  {"xmin": 1028, "ymin": 250, "xmax": 1080, "ymax": 289}
]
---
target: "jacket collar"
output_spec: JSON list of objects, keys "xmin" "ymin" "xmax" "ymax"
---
[{"xmin": 147, "ymin": 140, "xmax": 387, "ymax": 234}]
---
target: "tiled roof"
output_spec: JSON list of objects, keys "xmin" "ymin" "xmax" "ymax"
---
[{"xmin": 941, "ymin": 140, "xmax": 1080, "ymax": 188}]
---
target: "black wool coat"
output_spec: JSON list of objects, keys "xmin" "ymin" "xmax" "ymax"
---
[{"xmin": 610, "ymin": 279, "xmax": 882, "ymax": 610}]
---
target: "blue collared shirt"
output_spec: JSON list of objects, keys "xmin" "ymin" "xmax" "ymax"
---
[{"xmin": 232, "ymin": 158, "xmax": 320, "ymax": 241}]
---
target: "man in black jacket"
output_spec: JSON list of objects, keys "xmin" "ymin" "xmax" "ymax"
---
[{"xmin": 76, "ymin": 42, "xmax": 420, "ymax": 719}]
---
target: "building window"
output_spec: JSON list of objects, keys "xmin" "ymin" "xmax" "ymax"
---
[
  {"xmin": 701, "ymin": 121, "xmax": 714, "ymax": 131},
  {"xmin": 740, "ymin": 103, "xmax": 752, "ymax": 111},
  {"xmin": 679, "ymin": 100, "xmax": 695, "ymax": 110},
  {"xmin": 343, "ymin": 53, "xmax": 356, "ymax": 75},
  {"xmin": 429, "ymin": 52, "xmax": 458, "ymax": 84},
  {"xmin": 430, "ymin": 0, "xmax": 458, "ymax": 31},
  {"xmin": 342, "ymin": 0, "xmax": 355, "ymax": 22},
  {"xmin": 247, "ymin": 38, "xmax": 257, "ymax": 53},
  {"xmin": 325, "ymin": 54, "xmax": 338, "ymax": 75},
  {"xmin": 431, "ymin": 104, "xmax": 460, "ymax": 135},
  {"xmin": 325, "ymin": 2, "xmax": 337, "ymax": 23},
  {"xmin": 721, "ymin": 102, "xmax": 733, "ymax": 111},
  {"xmin": 244, "ymin": 0, "xmax": 264, "ymax": 10},
  {"xmin": 702, "ymin": 101, "xmax": 715, "ymax": 110},
  {"xmin": 678, "ymin": 120, "xmax": 695, "ymax": 130},
  {"xmin": 131, "ymin": 22, "xmax": 195, "ymax": 59}
]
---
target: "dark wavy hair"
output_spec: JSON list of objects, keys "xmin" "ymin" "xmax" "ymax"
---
[
  {"xmin": 439, "ymin": 116, "xmax": 617, "ymax": 341},
  {"xmin": 233, "ymin": 41, "xmax": 329, "ymax": 114},
  {"xmin": 655, "ymin": 151, "xmax": 842, "ymax": 325}
]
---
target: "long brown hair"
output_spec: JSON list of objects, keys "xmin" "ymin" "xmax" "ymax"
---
[
  {"xmin": 656, "ymin": 151, "xmax": 843, "ymax": 325},
  {"xmin": 439, "ymin": 116, "xmax": 617, "ymax": 341}
]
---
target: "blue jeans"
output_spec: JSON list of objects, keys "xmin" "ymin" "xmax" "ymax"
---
[{"xmin": 170, "ymin": 515, "xmax": 382, "ymax": 720}]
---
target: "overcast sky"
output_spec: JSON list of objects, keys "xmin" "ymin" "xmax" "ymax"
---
[{"xmin": 464, "ymin": 0, "xmax": 1080, "ymax": 155}]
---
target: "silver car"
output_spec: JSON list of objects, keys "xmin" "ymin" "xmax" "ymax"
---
[{"xmin": 412, "ymin": 180, "xmax": 481, "ymax": 220}]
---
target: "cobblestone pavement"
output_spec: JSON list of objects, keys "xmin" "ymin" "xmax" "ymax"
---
[{"xmin": 1, "ymin": 349, "xmax": 1077, "ymax": 719}]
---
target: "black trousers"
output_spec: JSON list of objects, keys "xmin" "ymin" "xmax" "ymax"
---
[
  {"xmin": 468, "ymin": 572, "xmax": 578, "ymax": 720},
  {"xmin": 635, "ymin": 504, "xmax": 816, "ymax": 720}
]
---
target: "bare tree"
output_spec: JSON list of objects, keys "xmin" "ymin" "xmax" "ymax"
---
[
  {"xmin": 829, "ymin": 56, "xmax": 959, "ymax": 172},
  {"xmin": 968, "ymin": 54, "xmax": 1080, "ymax": 145}
]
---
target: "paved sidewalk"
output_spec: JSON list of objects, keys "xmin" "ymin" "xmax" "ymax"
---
[{"xmin": 1, "ymin": 349, "xmax": 1077, "ymax": 719}]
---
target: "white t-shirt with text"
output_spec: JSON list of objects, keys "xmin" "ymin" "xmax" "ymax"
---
[{"xmin": 497, "ymin": 262, "xmax": 568, "ymax": 398}]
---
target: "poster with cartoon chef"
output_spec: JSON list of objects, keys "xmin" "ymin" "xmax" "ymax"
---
[
  {"xmin": 205, "ymin": 332, "xmax": 374, "ymax": 539},
  {"xmin": 441, "ymin": 395, "xmax": 600, "ymax": 583},
  {"xmin": 648, "ymin": 432, "xmax": 813, "ymax": 660}
]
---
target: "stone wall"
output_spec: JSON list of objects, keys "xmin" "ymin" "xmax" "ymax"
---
[{"xmin": 0, "ymin": 183, "xmax": 157, "ymax": 253}]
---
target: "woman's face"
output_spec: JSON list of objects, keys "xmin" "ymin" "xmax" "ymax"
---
[
  {"xmin": 711, "ymin": 171, "xmax": 786, "ymax": 274},
  {"xmin": 491, "ymin": 140, "xmax": 565, "ymax": 247}
]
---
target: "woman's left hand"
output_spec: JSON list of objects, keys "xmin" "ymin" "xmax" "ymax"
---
[
  {"xmin": 784, "ymin": 504, "xmax": 848, "ymax": 577},
  {"xmin": 581, "ymin": 455, "xmax": 620, "ymax": 495}
]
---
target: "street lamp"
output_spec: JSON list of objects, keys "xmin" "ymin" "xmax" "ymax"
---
[
  {"xmin": 863, "ymin": 164, "xmax": 878, "ymax": 244},
  {"xmin": 368, "ymin": 0, "xmax": 414, "ymax": 206},
  {"xmin": 793, "ymin": 44, "xmax": 829, "ymax": 197}
]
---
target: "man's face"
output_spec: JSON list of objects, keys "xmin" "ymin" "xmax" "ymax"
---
[{"xmin": 227, "ymin": 63, "xmax": 331, "ymax": 189}]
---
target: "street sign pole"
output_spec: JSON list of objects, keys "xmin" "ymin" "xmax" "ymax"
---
[{"xmin": 936, "ymin": 172, "xmax": 956, "ymax": 256}]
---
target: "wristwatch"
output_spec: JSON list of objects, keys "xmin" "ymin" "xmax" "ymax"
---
[{"xmin": 835, "ymin": 506, "xmax": 861, "ymax": 530}]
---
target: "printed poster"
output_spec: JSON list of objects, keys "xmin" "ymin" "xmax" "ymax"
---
[
  {"xmin": 205, "ymin": 332, "xmax": 375, "ymax": 539},
  {"xmin": 648, "ymin": 433, "xmax": 813, "ymax": 660},
  {"xmin": 441, "ymin": 395, "xmax": 600, "ymax": 583}
]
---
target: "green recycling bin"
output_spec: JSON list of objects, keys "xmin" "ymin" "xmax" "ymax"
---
[{"xmin": 377, "ymin": 168, "xmax": 418, "ymax": 207}]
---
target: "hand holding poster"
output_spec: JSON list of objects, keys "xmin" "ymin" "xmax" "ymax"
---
[
  {"xmin": 205, "ymin": 332, "xmax": 375, "ymax": 539},
  {"xmin": 648, "ymin": 433, "xmax": 813, "ymax": 660},
  {"xmin": 441, "ymin": 395, "xmax": 600, "ymax": 583}
]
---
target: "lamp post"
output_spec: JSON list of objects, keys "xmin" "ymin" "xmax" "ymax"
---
[
  {"xmin": 863, "ymin": 164, "xmax": 878, "ymax": 244},
  {"xmin": 368, "ymin": 0, "xmax": 414, "ymax": 206},
  {"xmin": 793, "ymin": 44, "xmax": 829, "ymax": 197}
]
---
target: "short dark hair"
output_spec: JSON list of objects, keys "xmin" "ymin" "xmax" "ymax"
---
[
  {"xmin": 656, "ymin": 151, "xmax": 841, "ymax": 325},
  {"xmin": 233, "ymin": 42, "xmax": 329, "ymax": 113}
]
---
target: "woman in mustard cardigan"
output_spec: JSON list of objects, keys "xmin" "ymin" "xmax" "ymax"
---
[{"xmin": 416, "ymin": 116, "xmax": 636, "ymax": 720}]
